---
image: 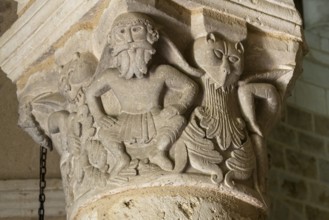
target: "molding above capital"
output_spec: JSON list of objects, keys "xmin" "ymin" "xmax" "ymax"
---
[{"xmin": 0, "ymin": 0, "xmax": 304, "ymax": 85}]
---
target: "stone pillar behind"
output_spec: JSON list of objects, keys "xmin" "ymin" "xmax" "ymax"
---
[{"xmin": 0, "ymin": 0, "xmax": 305, "ymax": 219}]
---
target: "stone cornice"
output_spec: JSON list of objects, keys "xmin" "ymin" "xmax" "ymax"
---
[
  {"xmin": 0, "ymin": 0, "xmax": 101, "ymax": 82},
  {"xmin": 0, "ymin": 0, "xmax": 303, "ymax": 84}
]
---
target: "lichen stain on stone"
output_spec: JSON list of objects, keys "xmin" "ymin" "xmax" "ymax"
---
[
  {"xmin": 17, "ymin": 56, "xmax": 55, "ymax": 91},
  {"xmin": 18, "ymin": 0, "xmax": 36, "ymax": 17},
  {"xmin": 123, "ymin": 199, "xmax": 134, "ymax": 209}
]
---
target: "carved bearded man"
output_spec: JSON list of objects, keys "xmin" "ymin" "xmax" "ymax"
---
[{"xmin": 86, "ymin": 12, "xmax": 198, "ymax": 175}]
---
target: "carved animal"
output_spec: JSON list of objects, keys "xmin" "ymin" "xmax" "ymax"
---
[
  {"xmin": 176, "ymin": 33, "xmax": 257, "ymax": 186},
  {"xmin": 185, "ymin": 33, "xmax": 281, "ymax": 199}
]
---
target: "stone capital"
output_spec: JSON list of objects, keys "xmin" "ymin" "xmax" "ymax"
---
[{"xmin": 0, "ymin": 0, "xmax": 305, "ymax": 219}]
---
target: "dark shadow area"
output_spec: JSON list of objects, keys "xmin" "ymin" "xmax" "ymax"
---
[
  {"xmin": 294, "ymin": 0, "xmax": 304, "ymax": 27},
  {"xmin": 0, "ymin": 0, "xmax": 18, "ymax": 37}
]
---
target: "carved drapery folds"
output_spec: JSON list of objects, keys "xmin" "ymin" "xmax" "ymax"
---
[{"xmin": 8, "ymin": 0, "xmax": 304, "ymax": 219}]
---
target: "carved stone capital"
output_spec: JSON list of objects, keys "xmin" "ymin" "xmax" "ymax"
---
[{"xmin": 0, "ymin": 0, "xmax": 305, "ymax": 219}]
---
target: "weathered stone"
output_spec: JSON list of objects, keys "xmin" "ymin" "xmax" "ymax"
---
[
  {"xmin": 267, "ymin": 140, "xmax": 285, "ymax": 169},
  {"xmin": 306, "ymin": 205, "xmax": 329, "ymax": 220},
  {"xmin": 284, "ymin": 198, "xmax": 305, "ymax": 216},
  {"xmin": 269, "ymin": 200, "xmax": 290, "ymax": 220},
  {"xmin": 314, "ymin": 115, "xmax": 329, "ymax": 136},
  {"xmin": 268, "ymin": 169, "xmax": 279, "ymax": 194},
  {"xmin": 319, "ymin": 159, "xmax": 329, "ymax": 184},
  {"xmin": 286, "ymin": 149, "xmax": 317, "ymax": 178},
  {"xmin": 278, "ymin": 173, "xmax": 308, "ymax": 200},
  {"xmin": 298, "ymin": 132, "xmax": 326, "ymax": 156},
  {"xmin": 269, "ymin": 123, "xmax": 298, "ymax": 148},
  {"xmin": 0, "ymin": 0, "xmax": 17, "ymax": 37},
  {"xmin": 309, "ymin": 182, "xmax": 329, "ymax": 209},
  {"xmin": 287, "ymin": 105, "xmax": 313, "ymax": 131},
  {"xmin": 0, "ymin": 0, "xmax": 304, "ymax": 219},
  {"xmin": 73, "ymin": 186, "xmax": 266, "ymax": 220},
  {"xmin": 289, "ymin": 211, "xmax": 307, "ymax": 220}
]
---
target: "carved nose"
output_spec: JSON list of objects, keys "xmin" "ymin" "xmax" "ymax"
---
[
  {"xmin": 223, "ymin": 68, "xmax": 231, "ymax": 75},
  {"xmin": 64, "ymin": 84, "xmax": 71, "ymax": 92},
  {"xmin": 126, "ymin": 30, "xmax": 133, "ymax": 43},
  {"xmin": 222, "ymin": 58, "xmax": 231, "ymax": 75}
]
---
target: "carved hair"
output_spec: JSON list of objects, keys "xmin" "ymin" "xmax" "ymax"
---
[{"xmin": 109, "ymin": 12, "xmax": 159, "ymax": 45}]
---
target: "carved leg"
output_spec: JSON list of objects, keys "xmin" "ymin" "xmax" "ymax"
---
[
  {"xmin": 106, "ymin": 142, "xmax": 131, "ymax": 177},
  {"xmin": 98, "ymin": 129, "xmax": 130, "ymax": 177},
  {"xmin": 251, "ymin": 134, "xmax": 267, "ymax": 193},
  {"xmin": 149, "ymin": 137, "xmax": 174, "ymax": 171},
  {"xmin": 238, "ymin": 83, "xmax": 281, "ymax": 136},
  {"xmin": 149, "ymin": 114, "xmax": 186, "ymax": 171},
  {"xmin": 238, "ymin": 85, "xmax": 262, "ymax": 136}
]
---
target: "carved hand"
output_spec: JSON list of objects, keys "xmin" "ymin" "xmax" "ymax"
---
[
  {"xmin": 159, "ymin": 105, "xmax": 180, "ymax": 119},
  {"xmin": 68, "ymin": 135, "xmax": 81, "ymax": 154},
  {"xmin": 98, "ymin": 115, "xmax": 118, "ymax": 129}
]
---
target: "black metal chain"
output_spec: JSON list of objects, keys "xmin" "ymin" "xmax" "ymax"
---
[{"xmin": 39, "ymin": 146, "xmax": 47, "ymax": 220}]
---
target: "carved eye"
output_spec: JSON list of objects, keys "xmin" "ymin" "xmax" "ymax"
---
[
  {"xmin": 228, "ymin": 56, "xmax": 239, "ymax": 63},
  {"xmin": 132, "ymin": 26, "xmax": 142, "ymax": 32},
  {"xmin": 120, "ymin": 29, "xmax": 125, "ymax": 34},
  {"xmin": 213, "ymin": 49, "xmax": 223, "ymax": 59}
]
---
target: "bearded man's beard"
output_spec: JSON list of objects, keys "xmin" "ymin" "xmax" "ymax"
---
[{"xmin": 112, "ymin": 41, "xmax": 156, "ymax": 79}]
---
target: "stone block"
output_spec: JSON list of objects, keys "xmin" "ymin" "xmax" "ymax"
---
[
  {"xmin": 267, "ymin": 141, "xmax": 285, "ymax": 169},
  {"xmin": 298, "ymin": 132, "xmax": 326, "ymax": 156},
  {"xmin": 305, "ymin": 205, "xmax": 329, "ymax": 220},
  {"xmin": 284, "ymin": 198, "xmax": 304, "ymax": 215},
  {"xmin": 327, "ymin": 90, "xmax": 329, "ymax": 117},
  {"xmin": 269, "ymin": 123, "xmax": 298, "ymax": 148},
  {"xmin": 289, "ymin": 212, "xmax": 307, "ymax": 220},
  {"xmin": 314, "ymin": 114, "xmax": 329, "ymax": 137},
  {"xmin": 278, "ymin": 173, "xmax": 308, "ymax": 200},
  {"xmin": 269, "ymin": 200, "xmax": 290, "ymax": 220},
  {"xmin": 268, "ymin": 169, "xmax": 279, "ymax": 194},
  {"xmin": 309, "ymin": 182, "xmax": 329, "ymax": 209},
  {"xmin": 294, "ymin": 80, "xmax": 327, "ymax": 116},
  {"xmin": 302, "ymin": 58, "xmax": 329, "ymax": 90},
  {"xmin": 286, "ymin": 149, "xmax": 317, "ymax": 178},
  {"xmin": 286, "ymin": 105, "xmax": 313, "ymax": 131},
  {"xmin": 318, "ymin": 159, "xmax": 329, "ymax": 184}
]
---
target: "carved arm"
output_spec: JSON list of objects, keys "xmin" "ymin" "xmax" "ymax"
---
[
  {"xmin": 85, "ymin": 71, "xmax": 111, "ymax": 122},
  {"xmin": 163, "ymin": 65, "xmax": 198, "ymax": 114}
]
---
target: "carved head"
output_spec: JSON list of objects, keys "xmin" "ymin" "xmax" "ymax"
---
[
  {"xmin": 59, "ymin": 52, "xmax": 98, "ymax": 104},
  {"xmin": 193, "ymin": 33, "xmax": 244, "ymax": 87},
  {"xmin": 108, "ymin": 12, "xmax": 159, "ymax": 79}
]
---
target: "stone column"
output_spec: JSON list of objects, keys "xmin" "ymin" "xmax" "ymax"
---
[{"xmin": 0, "ymin": 0, "xmax": 305, "ymax": 219}]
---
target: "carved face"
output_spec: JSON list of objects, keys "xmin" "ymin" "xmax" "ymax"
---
[
  {"xmin": 112, "ymin": 24, "xmax": 148, "ymax": 45},
  {"xmin": 109, "ymin": 13, "xmax": 159, "ymax": 79},
  {"xmin": 59, "ymin": 53, "xmax": 97, "ymax": 104},
  {"xmin": 193, "ymin": 33, "xmax": 244, "ymax": 87}
]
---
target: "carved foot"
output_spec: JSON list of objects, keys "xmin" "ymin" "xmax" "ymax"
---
[
  {"xmin": 149, "ymin": 150, "xmax": 173, "ymax": 171},
  {"xmin": 108, "ymin": 152, "xmax": 131, "ymax": 177}
]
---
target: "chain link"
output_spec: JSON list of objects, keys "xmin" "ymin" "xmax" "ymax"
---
[{"xmin": 39, "ymin": 146, "xmax": 47, "ymax": 220}]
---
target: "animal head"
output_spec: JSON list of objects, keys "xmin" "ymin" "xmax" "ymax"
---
[{"xmin": 193, "ymin": 33, "xmax": 244, "ymax": 87}]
